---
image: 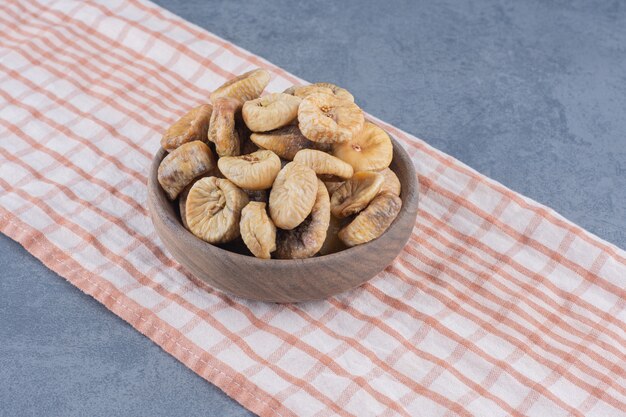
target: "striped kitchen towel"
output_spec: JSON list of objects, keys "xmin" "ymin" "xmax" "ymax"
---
[{"xmin": 1, "ymin": 0, "xmax": 624, "ymax": 416}]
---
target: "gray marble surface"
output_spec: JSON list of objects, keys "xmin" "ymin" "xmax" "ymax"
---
[{"xmin": 1, "ymin": 0, "xmax": 624, "ymax": 416}]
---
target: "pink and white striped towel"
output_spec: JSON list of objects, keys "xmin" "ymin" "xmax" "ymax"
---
[{"xmin": 1, "ymin": 1, "xmax": 624, "ymax": 416}]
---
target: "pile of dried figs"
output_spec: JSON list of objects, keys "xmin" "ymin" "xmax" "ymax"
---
[{"xmin": 157, "ymin": 69, "xmax": 402, "ymax": 259}]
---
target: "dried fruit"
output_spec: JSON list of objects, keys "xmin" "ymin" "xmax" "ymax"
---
[
  {"xmin": 298, "ymin": 93, "xmax": 364, "ymax": 143},
  {"xmin": 210, "ymin": 69, "xmax": 271, "ymax": 106},
  {"xmin": 157, "ymin": 141, "xmax": 216, "ymax": 200},
  {"xmin": 178, "ymin": 175, "xmax": 212, "ymax": 230},
  {"xmin": 379, "ymin": 168, "xmax": 401, "ymax": 196},
  {"xmin": 333, "ymin": 121, "xmax": 393, "ymax": 172},
  {"xmin": 242, "ymin": 93, "xmax": 301, "ymax": 132},
  {"xmin": 293, "ymin": 149, "xmax": 353, "ymax": 180},
  {"xmin": 186, "ymin": 177, "xmax": 249, "ymax": 244},
  {"xmin": 285, "ymin": 82, "xmax": 354, "ymax": 102},
  {"xmin": 338, "ymin": 193, "xmax": 402, "ymax": 247},
  {"xmin": 324, "ymin": 180, "xmax": 344, "ymax": 196},
  {"xmin": 330, "ymin": 171, "xmax": 384, "ymax": 218},
  {"xmin": 284, "ymin": 84, "xmax": 332, "ymax": 97},
  {"xmin": 318, "ymin": 215, "xmax": 349, "ymax": 256},
  {"xmin": 250, "ymin": 125, "xmax": 314, "ymax": 160},
  {"xmin": 240, "ymin": 202, "xmax": 276, "ymax": 259},
  {"xmin": 208, "ymin": 97, "xmax": 240, "ymax": 157},
  {"xmin": 275, "ymin": 179, "xmax": 330, "ymax": 259},
  {"xmin": 217, "ymin": 150, "xmax": 281, "ymax": 190},
  {"xmin": 161, "ymin": 104, "xmax": 212, "ymax": 152},
  {"xmin": 269, "ymin": 162, "xmax": 318, "ymax": 230}
]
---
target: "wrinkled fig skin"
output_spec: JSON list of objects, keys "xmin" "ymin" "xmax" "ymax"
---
[
  {"xmin": 210, "ymin": 69, "xmax": 271, "ymax": 107},
  {"xmin": 330, "ymin": 171, "xmax": 384, "ymax": 218},
  {"xmin": 250, "ymin": 125, "xmax": 314, "ymax": 160},
  {"xmin": 284, "ymin": 82, "xmax": 354, "ymax": 102},
  {"xmin": 217, "ymin": 150, "xmax": 281, "ymax": 190},
  {"xmin": 269, "ymin": 162, "xmax": 318, "ymax": 230},
  {"xmin": 298, "ymin": 92, "xmax": 364, "ymax": 144},
  {"xmin": 379, "ymin": 168, "xmax": 401, "ymax": 196},
  {"xmin": 324, "ymin": 180, "xmax": 344, "ymax": 197},
  {"xmin": 275, "ymin": 179, "xmax": 330, "ymax": 259},
  {"xmin": 240, "ymin": 202, "xmax": 276, "ymax": 259},
  {"xmin": 338, "ymin": 192, "xmax": 402, "ymax": 247},
  {"xmin": 293, "ymin": 149, "xmax": 353, "ymax": 180},
  {"xmin": 186, "ymin": 177, "xmax": 249, "ymax": 244},
  {"xmin": 242, "ymin": 93, "xmax": 301, "ymax": 132},
  {"xmin": 161, "ymin": 104, "xmax": 212, "ymax": 152},
  {"xmin": 208, "ymin": 97, "xmax": 240, "ymax": 157},
  {"xmin": 333, "ymin": 121, "xmax": 393, "ymax": 172},
  {"xmin": 157, "ymin": 141, "xmax": 215, "ymax": 200}
]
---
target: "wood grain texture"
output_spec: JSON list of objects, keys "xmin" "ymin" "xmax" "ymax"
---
[{"xmin": 148, "ymin": 136, "xmax": 419, "ymax": 303}]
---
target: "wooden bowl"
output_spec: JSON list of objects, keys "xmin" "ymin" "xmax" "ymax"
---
[{"xmin": 147, "ymin": 136, "xmax": 419, "ymax": 303}]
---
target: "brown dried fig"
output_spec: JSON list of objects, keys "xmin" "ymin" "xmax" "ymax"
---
[
  {"xmin": 338, "ymin": 192, "xmax": 402, "ymax": 247},
  {"xmin": 242, "ymin": 93, "xmax": 301, "ymax": 132},
  {"xmin": 208, "ymin": 97, "xmax": 240, "ymax": 157},
  {"xmin": 158, "ymin": 141, "xmax": 216, "ymax": 200},
  {"xmin": 333, "ymin": 121, "xmax": 393, "ymax": 172},
  {"xmin": 293, "ymin": 149, "xmax": 353, "ymax": 181},
  {"xmin": 250, "ymin": 125, "xmax": 313, "ymax": 160},
  {"xmin": 275, "ymin": 179, "xmax": 330, "ymax": 259},
  {"xmin": 269, "ymin": 162, "xmax": 318, "ymax": 230},
  {"xmin": 285, "ymin": 82, "xmax": 354, "ymax": 102},
  {"xmin": 298, "ymin": 93, "xmax": 364, "ymax": 144},
  {"xmin": 379, "ymin": 168, "xmax": 401, "ymax": 196},
  {"xmin": 161, "ymin": 104, "xmax": 212, "ymax": 152},
  {"xmin": 330, "ymin": 171, "xmax": 384, "ymax": 218},
  {"xmin": 210, "ymin": 69, "xmax": 271, "ymax": 106},
  {"xmin": 186, "ymin": 177, "xmax": 249, "ymax": 244},
  {"xmin": 217, "ymin": 150, "xmax": 281, "ymax": 190},
  {"xmin": 240, "ymin": 202, "xmax": 276, "ymax": 259}
]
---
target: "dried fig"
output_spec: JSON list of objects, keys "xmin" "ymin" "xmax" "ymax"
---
[
  {"xmin": 217, "ymin": 150, "xmax": 281, "ymax": 190},
  {"xmin": 242, "ymin": 93, "xmax": 301, "ymax": 132},
  {"xmin": 161, "ymin": 104, "xmax": 212, "ymax": 152},
  {"xmin": 208, "ymin": 97, "xmax": 240, "ymax": 157},
  {"xmin": 330, "ymin": 171, "xmax": 384, "ymax": 218},
  {"xmin": 178, "ymin": 175, "xmax": 212, "ymax": 230},
  {"xmin": 298, "ymin": 93, "xmax": 364, "ymax": 144},
  {"xmin": 379, "ymin": 168, "xmax": 401, "ymax": 196},
  {"xmin": 318, "ymin": 215, "xmax": 349, "ymax": 256},
  {"xmin": 210, "ymin": 69, "xmax": 271, "ymax": 106},
  {"xmin": 158, "ymin": 141, "xmax": 216, "ymax": 200},
  {"xmin": 285, "ymin": 82, "xmax": 354, "ymax": 102},
  {"xmin": 250, "ymin": 125, "xmax": 313, "ymax": 160},
  {"xmin": 293, "ymin": 149, "xmax": 353, "ymax": 180},
  {"xmin": 324, "ymin": 180, "xmax": 344, "ymax": 196},
  {"xmin": 240, "ymin": 202, "xmax": 276, "ymax": 259},
  {"xmin": 284, "ymin": 84, "xmax": 332, "ymax": 97},
  {"xmin": 338, "ymin": 192, "xmax": 402, "ymax": 247},
  {"xmin": 186, "ymin": 177, "xmax": 249, "ymax": 244},
  {"xmin": 269, "ymin": 162, "xmax": 318, "ymax": 230},
  {"xmin": 275, "ymin": 179, "xmax": 330, "ymax": 259},
  {"xmin": 333, "ymin": 121, "xmax": 393, "ymax": 172}
]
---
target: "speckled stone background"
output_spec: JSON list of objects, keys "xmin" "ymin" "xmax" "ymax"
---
[{"xmin": 1, "ymin": 0, "xmax": 624, "ymax": 416}]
